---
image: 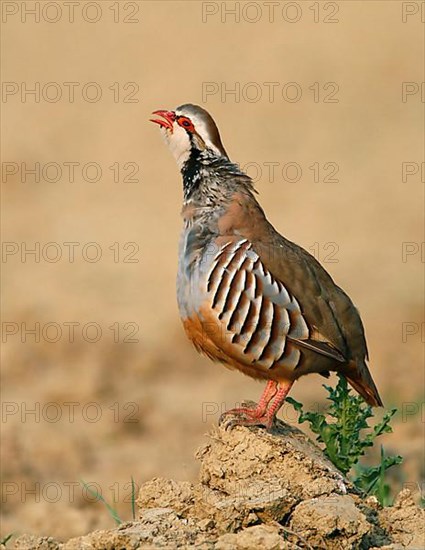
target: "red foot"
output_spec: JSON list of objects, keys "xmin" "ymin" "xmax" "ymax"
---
[
  {"xmin": 220, "ymin": 380, "xmax": 294, "ymax": 431},
  {"xmin": 220, "ymin": 407, "xmax": 275, "ymax": 429}
]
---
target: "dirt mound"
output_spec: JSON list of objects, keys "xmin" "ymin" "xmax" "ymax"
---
[{"xmin": 11, "ymin": 420, "xmax": 424, "ymax": 549}]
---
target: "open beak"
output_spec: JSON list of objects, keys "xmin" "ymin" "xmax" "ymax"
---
[{"xmin": 150, "ymin": 110, "xmax": 176, "ymax": 131}]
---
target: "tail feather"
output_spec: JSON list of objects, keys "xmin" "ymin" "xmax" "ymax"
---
[{"xmin": 345, "ymin": 361, "xmax": 383, "ymax": 407}]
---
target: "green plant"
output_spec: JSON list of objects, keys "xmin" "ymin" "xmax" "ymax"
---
[
  {"xmin": 0, "ymin": 533, "xmax": 14, "ymax": 546},
  {"xmin": 80, "ymin": 476, "xmax": 137, "ymax": 525},
  {"xmin": 286, "ymin": 374, "xmax": 402, "ymax": 505},
  {"xmin": 81, "ymin": 480, "xmax": 122, "ymax": 525},
  {"xmin": 353, "ymin": 446, "xmax": 402, "ymax": 506}
]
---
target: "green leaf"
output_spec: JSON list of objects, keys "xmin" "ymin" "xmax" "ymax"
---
[
  {"xmin": 131, "ymin": 476, "xmax": 137, "ymax": 521},
  {"xmin": 80, "ymin": 480, "xmax": 122, "ymax": 525},
  {"xmin": 285, "ymin": 396, "xmax": 303, "ymax": 413},
  {"xmin": 1, "ymin": 533, "xmax": 14, "ymax": 546}
]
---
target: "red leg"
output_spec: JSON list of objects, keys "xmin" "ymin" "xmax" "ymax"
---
[
  {"xmin": 261, "ymin": 380, "xmax": 294, "ymax": 429},
  {"xmin": 220, "ymin": 380, "xmax": 294, "ymax": 430},
  {"xmin": 222, "ymin": 380, "xmax": 278, "ymax": 419}
]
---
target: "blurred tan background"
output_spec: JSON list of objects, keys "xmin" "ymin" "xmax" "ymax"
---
[{"xmin": 1, "ymin": 0, "xmax": 424, "ymax": 540}]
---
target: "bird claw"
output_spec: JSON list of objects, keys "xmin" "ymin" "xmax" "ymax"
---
[
  {"xmin": 219, "ymin": 404, "xmax": 274, "ymax": 431},
  {"xmin": 218, "ymin": 413, "xmax": 240, "ymax": 431},
  {"xmin": 219, "ymin": 401, "xmax": 256, "ymax": 430}
]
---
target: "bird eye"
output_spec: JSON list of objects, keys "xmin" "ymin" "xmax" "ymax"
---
[{"xmin": 177, "ymin": 117, "xmax": 194, "ymax": 131}]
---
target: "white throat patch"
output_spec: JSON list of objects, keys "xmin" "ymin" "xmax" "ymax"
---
[{"xmin": 160, "ymin": 124, "xmax": 191, "ymax": 169}]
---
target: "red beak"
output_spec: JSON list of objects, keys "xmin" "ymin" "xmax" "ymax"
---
[{"xmin": 150, "ymin": 110, "xmax": 176, "ymax": 131}]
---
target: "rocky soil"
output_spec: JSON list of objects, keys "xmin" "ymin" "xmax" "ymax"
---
[{"xmin": 9, "ymin": 417, "xmax": 424, "ymax": 550}]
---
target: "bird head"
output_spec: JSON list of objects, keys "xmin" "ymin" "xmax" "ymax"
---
[{"xmin": 150, "ymin": 104, "xmax": 228, "ymax": 169}]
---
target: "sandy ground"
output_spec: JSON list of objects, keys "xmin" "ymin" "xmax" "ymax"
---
[
  {"xmin": 11, "ymin": 423, "xmax": 425, "ymax": 549},
  {"xmin": 1, "ymin": 0, "xmax": 424, "ymax": 542}
]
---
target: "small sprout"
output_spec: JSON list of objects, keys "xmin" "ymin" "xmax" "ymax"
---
[
  {"xmin": 80, "ymin": 480, "xmax": 122, "ymax": 525},
  {"xmin": 1, "ymin": 533, "xmax": 14, "ymax": 546},
  {"xmin": 80, "ymin": 476, "xmax": 138, "ymax": 525},
  {"xmin": 130, "ymin": 475, "xmax": 137, "ymax": 521}
]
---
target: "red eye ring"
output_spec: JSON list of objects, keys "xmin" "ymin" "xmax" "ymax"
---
[{"xmin": 177, "ymin": 116, "xmax": 195, "ymax": 132}]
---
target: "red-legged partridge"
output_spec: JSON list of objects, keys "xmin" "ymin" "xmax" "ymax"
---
[{"xmin": 151, "ymin": 104, "xmax": 383, "ymax": 429}]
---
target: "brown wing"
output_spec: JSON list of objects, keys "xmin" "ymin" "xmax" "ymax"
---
[{"xmin": 215, "ymin": 191, "xmax": 383, "ymax": 406}]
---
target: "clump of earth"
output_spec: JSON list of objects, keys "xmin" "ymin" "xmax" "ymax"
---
[{"xmin": 10, "ymin": 420, "xmax": 424, "ymax": 549}]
